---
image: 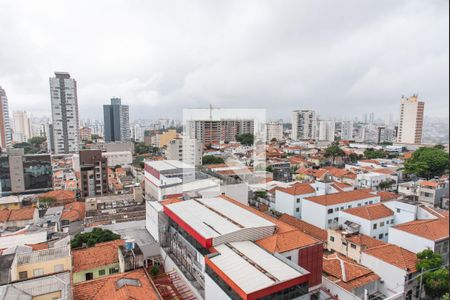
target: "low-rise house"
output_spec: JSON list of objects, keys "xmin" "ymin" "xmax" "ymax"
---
[
  {"xmin": 0, "ymin": 271, "xmax": 72, "ymax": 299},
  {"xmin": 361, "ymin": 244, "xmax": 420, "ymax": 299},
  {"xmin": 60, "ymin": 201, "xmax": 85, "ymax": 235},
  {"xmin": 327, "ymin": 229, "xmax": 385, "ymax": 263},
  {"xmin": 356, "ymin": 172, "xmax": 391, "ymax": 191},
  {"xmin": 398, "ymin": 180, "xmax": 449, "ymax": 206},
  {"xmin": 0, "ymin": 207, "xmax": 39, "ymax": 228},
  {"xmin": 0, "ymin": 226, "xmax": 47, "ymax": 249},
  {"xmin": 388, "ymin": 217, "xmax": 449, "ymax": 264},
  {"xmin": 10, "ymin": 245, "xmax": 72, "ymax": 281},
  {"xmin": 38, "ymin": 190, "xmax": 76, "ymax": 206},
  {"xmin": 338, "ymin": 203, "xmax": 395, "ymax": 241},
  {"xmin": 302, "ymin": 190, "xmax": 381, "ymax": 229},
  {"xmin": 322, "ymin": 253, "xmax": 381, "ymax": 300},
  {"xmin": 275, "ymin": 182, "xmax": 316, "ymax": 219},
  {"xmin": 279, "ymin": 214, "xmax": 328, "ymax": 244},
  {"xmin": 295, "ymin": 167, "xmax": 328, "ymax": 181},
  {"xmin": 0, "ymin": 196, "xmax": 21, "ymax": 210},
  {"xmin": 72, "ymin": 239, "xmax": 124, "ymax": 284},
  {"xmin": 73, "ymin": 268, "xmax": 160, "ymax": 300}
]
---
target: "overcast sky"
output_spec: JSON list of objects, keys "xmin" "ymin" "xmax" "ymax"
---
[{"xmin": 0, "ymin": 0, "xmax": 448, "ymax": 122}]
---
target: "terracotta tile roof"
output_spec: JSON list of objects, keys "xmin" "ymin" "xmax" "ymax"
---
[
  {"xmin": 323, "ymin": 253, "xmax": 380, "ymax": 291},
  {"xmin": 345, "ymin": 234, "xmax": 386, "ymax": 249},
  {"xmin": 73, "ymin": 268, "xmax": 159, "ymax": 300},
  {"xmin": 420, "ymin": 206, "xmax": 449, "ymax": 219},
  {"xmin": 324, "ymin": 167, "xmax": 353, "ymax": 178},
  {"xmin": 392, "ymin": 218, "xmax": 449, "ymax": 241},
  {"xmin": 304, "ymin": 190, "xmax": 378, "ymax": 206},
  {"xmin": 372, "ymin": 168, "xmax": 397, "ymax": 175},
  {"xmin": 377, "ymin": 191, "xmax": 400, "ymax": 202},
  {"xmin": 0, "ymin": 209, "xmax": 10, "ymax": 223},
  {"xmin": 279, "ymin": 214, "xmax": 328, "ymax": 241},
  {"xmin": 256, "ymin": 228, "xmax": 319, "ymax": 253},
  {"xmin": 72, "ymin": 240, "xmax": 124, "ymax": 273},
  {"xmin": 7, "ymin": 207, "xmax": 36, "ymax": 221},
  {"xmin": 61, "ymin": 201, "xmax": 85, "ymax": 222},
  {"xmin": 363, "ymin": 244, "xmax": 418, "ymax": 272},
  {"xmin": 296, "ymin": 167, "xmax": 328, "ymax": 179},
  {"xmin": 39, "ymin": 190, "xmax": 75, "ymax": 204},
  {"xmin": 26, "ymin": 242, "xmax": 49, "ymax": 251},
  {"xmin": 419, "ymin": 180, "xmax": 439, "ymax": 188},
  {"xmin": 342, "ymin": 203, "xmax": 394, "ymax": 220},
  {"xmin": 276, "ymin": 182, "xmax": 315, "ymax": 196},
  {"xmin": 331, "ymin": 182, "xmax": 353, "ymax": 192}
]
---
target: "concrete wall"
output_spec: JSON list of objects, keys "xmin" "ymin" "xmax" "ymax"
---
[{"xmin": 388, "ymin": 227, "xmax": 434, "ymax": 254}]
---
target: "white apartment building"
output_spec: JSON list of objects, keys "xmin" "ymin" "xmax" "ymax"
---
[
  {"xmin": 166, "ymin": 138, "xmax": 203, "ymax": 166},
  {"xmin": 291, "ymin": 110, "xmax": 317, "ymax": 141},
  {"xmin": 338, "ymin": 203, "xmax": 395, "ymax": 241},
  {"xmin": 0, "ymin": 86, "xmax": 12, "ymax": 149},
  {"xmin": 50, "ymin": 72, "xmax": 80, "ymax": 154},
  {"xmin": 356, "ymin": 172, "xmax": 391, "ymax": 191},
  {"xmin": 266, "ymin": 121, "xmax": 284, "ymax": 141},
  {"xmin": 340, "ymin": 120, "xmax": 353, "ymax": 140},
  {"xmin": 397, "ymin": 95, "xmax": 425, "ymax": 144},
  {"xmin": 274, "ymin": 183, "xmax": 316, "ymax": 219},
  {"xmin": 101, "ymin": 151, "xmax": 133, "ymax": 167},
  {"xmin": 12, "ymin": 111, "xmax": 32, "ymax": 143},
  {"xmin": 301, "ymin": 190, "xmax": 381, "ymax": 229},
  {"xmin": 317, "ymin": 120, "xmax": 335, "ymax": 142}
]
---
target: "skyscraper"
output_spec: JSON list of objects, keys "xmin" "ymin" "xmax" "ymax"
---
[
  {"xmin": 50, "ymin": 72, "xmax": 80, "ymax": 154},
  {"xmin": 12, "ymin": 111, "xmax": 32, "ymax": 143},
  {"xmin": 341, "ymin": 120, "xmax": 354, "ymax": 140},
  {"xmin": 79, "ymin": 149, "xmax": 108, "ymax": 198},
  {"xmin": 0, "ymin": 86, "xmax": 12, "ymax": 150},
  {"xmin": 397, "ymin": 95, "xmax": 425, "ymax": 144},
  {"xmin": 291, "ymin": 110, "xmax": 317, "ymax": 141},
  {"xmin": 103, "ymin": 97, "xmax": 130, "ymax": 142},
  {"xmin": 317, "ymin": 120, "xmax": 335, "ymax": 142},
  {"xmin": 266, "ymin": 121, "xmax": 284, "ymax": 141}
]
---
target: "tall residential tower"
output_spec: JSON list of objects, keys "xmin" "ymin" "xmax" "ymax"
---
[
  {"xmin": 50, "ymin": 72, "xmax": 80, "ymax": 154},
  {"xmin": 397, "ymin": 95, "xmax": 425, "ymax": 144},
  {"xmin": 0, "ymin": 86, "xmax": 12, "ymax": 150},
  {"xmin": 291, "ymin": 110, "xmax": 317, "ymax": 141}
]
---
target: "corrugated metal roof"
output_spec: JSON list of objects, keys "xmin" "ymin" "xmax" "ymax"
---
[{"xmin": 210, "ymin": 241, "xmax": 303, "ymax": 293}]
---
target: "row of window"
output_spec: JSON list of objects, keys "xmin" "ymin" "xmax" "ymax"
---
[
  {"xmin": 327, "ymin": 201, "xmax": 375, "ymax": 214},
  {"xmin": 18, "ymin": 264, "xmax": 65, "ymax": 280}
]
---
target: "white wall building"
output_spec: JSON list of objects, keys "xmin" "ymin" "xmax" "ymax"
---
[
  {"xmin": 341, "ymin": 120, "xmax": 354, "ymax": 140},
  {"xmin": 301, "ymin": 190, "xmax": 381, "ymax": 229},
  {"xmin": 266, "ymin": 121, "xmax": 284, "ymax": 142},
  {"xmin": 397, "ymin": 95, "xmax": 424, "ymax": 144},
  {"xmin": 317, "ymin": 120, "xmax": 335, "ymax": 142},
  {"xmin": 166, "ymin": 138, "xmax": 203, "ymax": 166},
  {"xmin": 291, "ymin": 110, "xmax": 317, "ymax": 141},
  {"xmin": 0, "ymin": 86, "xmax": 12, "ymax": 149},
  {"xmin": 102, "ymin": 151, "xmax": 133, "ymax": 167},
  {"xmin": 12, "ymin": 111, "xmax": 32, "ymax": 143},
  {"xmin": 50, "ymin": 72, "xmax": 80, "ymax": 154},
  {"xmin": 275, "ymin": 183, "xmax": 316, "ymax": 219}
]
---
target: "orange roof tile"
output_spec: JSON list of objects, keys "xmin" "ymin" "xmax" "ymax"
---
[
  {"xmin": 72, "ymin": 240, "xmax": 124, "ymax": 272},
  {"xmin": 377, "ymin": 191, "xmax": 400, "ymax": 202},
  {"xmin": 420, "ymin": 206, "xmax": 449, "ymax": 219},
  {"xmin": 393, "ymin": 217, "xmax": 449, "ymax": 241},
  {"xmin": 324, "ymin": 167, "xmax": 353, "ymax": 178},
  {"xmin": 345, "ymin": 234, "xmax": 385, "ymax": 249},
  {"xmin": 323, "ymin": 253, "xmax": 380, "ymax": 291},
  {"xmin": 277, "ymin": 182, "xmax": 315, "ymax": 196},
  {"xmin": 61, "ymin": 201, "xmax": 85, "ymax": 222},
  {"xmin": 256, "ymin": 229, "xmax": 319, "ymax": 253},
  {"xmin": 372, "ymin": 168, "xmax": 397, "ymax": 175},
  {"xmin": 0, "ymin": 209, "xmax": 10, "ymax": 223},
  {"xmin": 26, "ymin": 242, "xmax": 49, "ymax": 251},
  {"xmin": 73, "ymin": 268, "xmax": 159, "ymax": 300},
  {"xmin": 363, "ymin": 244, "xmax": 418, "ymax": 272},
  {"xmin": 342, "ymin": 203, "xmax": 394, "ymax": 220},
  {"xmin": 304, "ymin": 190, "xmax": 378, "ymax": 206},
  {"xmin": 278, "ymin": 214, "xmax": 328, "ymax": 242},
  {"xmin": 419, "ymin": 180, "xmax": 439, "ymax": 188},
  {"xmin": 39, "ymin": 190, "xmax": 75, "ymax": 204},
  {"xmin": 7, "ymin": 207, "xmax": 36, "ymax": 221}
]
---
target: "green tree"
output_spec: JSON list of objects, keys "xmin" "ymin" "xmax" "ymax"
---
[
  {"xmin": 324, "ymin": 144, "xmax": 345, "ymax": 166},
  {"xmin": 202, "ymin": 155, "xmax": 225, "ymax": 165},
  {"xmin": 364, "ymin": 148, "xmax": 387, "ymax": 159},
  {"xmin": 71, "ymin": 228, "xmax": 121, "ymax": 249},
  {"xmin": 416, "ymin": 249, "xmax": 448, "ymax": 299},
  {"xmin": 28, "ymin": 136, "xmax": 46, "ymax": 146},
  {"xmin": 236, "ymin": 134, "xmax": 254, "ymax": 146},
  {"xmin": 39, "ymin": 196, "xmax": 56, "ymax": 207},
  {"xmin": 378, "ymin": 180, "xmax": 396, "ymax": 191},
  {"xmin": 134, "ymin": 142, "xmax": 151, "ymax": 154},
  {"xmin": 14, "ymin": 142, "xmax": 40, "ymax": 154},
  {"xmin": 404, "ymin": 146, "xmax": 449, "ymax": 179}
]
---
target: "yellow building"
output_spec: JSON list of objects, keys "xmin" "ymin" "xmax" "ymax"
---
[
  {"xmin": 10, "ymin": 245, "xmax": 72, "ymax": 281},
  {"xmin": 157, "ymin": 129, "xmax": 177, "ymax": 148},
  {"xmin": 0, "ymin": 196, "xmax": 21, "ymax": 210}
]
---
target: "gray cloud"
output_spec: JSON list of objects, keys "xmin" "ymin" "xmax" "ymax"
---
[{"xmin": 0, "ymin": 0, "xmax": 448, "ymax": 121}]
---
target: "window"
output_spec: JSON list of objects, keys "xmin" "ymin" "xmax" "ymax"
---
[
  {"xmin": 373, "ymin": 224, "xmax": 377, "ymax": 229},
  {"xmin": 378, "ymin": 234, "xmax": 384, "ymax": 239},
  {"xmin": 380, "ymin": 221, "xmax": 385, "ymax": 227},
  {"xmin": 328, "ymin": 208, "xmax": 333, "ymax": 214},
  {"xmin": 369, "ymin": 201, "xmax": 373, "ymax": 204},
  {"xmin": 342, "ymin": 242, "xmax": 347, "ymax": 246},
  {"xmin": 350, "ymin": 243, "xmax": 357, "ymax": 249},
  {"xmin": 357, "ymin": 203, "xmax": 362, "ymax": 207},
  {"xmin": 54, "ymin": 264, "xmax": 64, "ymax": 272},
  {"xmin": 85, "ymin": 272, "xmax": 94, "ymax": 281},
  {"xmin": 296, "ymin": 207, "xmax": 300, "ymax": 212},
  {"xmin": 328, "ymin": 219, "xmax": 332, "ymax": 224},
  {"xmin": 99, "ymin": 269, "xmax": 106, "ymax": 276},
  {"xmin": 33, "ymin": 268, "xmax": 44, "ymax": 277},
  {"xmin": 396, "ymin": 208, "xmax": 400, "ymax": 213},
  {"xmin": 296, "ymin": 198, "xmax": 300, "ymax": 203},
  {"xmin": 348, "ymin": 205, "xmax": 352, "ymax": 208},
  {"xmin": 330, "ymin": 236, "xmax": 335, "ymax": 242},
  {"xmin": 109, "ymin": 267, "xmax": 119, "ymax": 274},
  {"xmin": 19, "ymin": 271, "xmax": 28, "ymax": 280},
  {"xmin": 286, "ymin": 256, "xmax": 292, "ymax": 261}
]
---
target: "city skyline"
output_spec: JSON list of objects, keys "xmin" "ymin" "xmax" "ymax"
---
[{"xmin": 0, "ymin": 1, "xmax": 448, "ymax": 121}]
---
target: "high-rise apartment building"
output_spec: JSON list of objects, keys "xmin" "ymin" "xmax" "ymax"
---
[
  {"xmin": 12, "ymin": 111, "xmax": 32, "ymax": 143},
  {"xmin": 103, "ymin": 97, "xmax": 130, "ymax": 142},
  {"xmin": 50, "ymin": 72, "xmax": 80, "ymax": 154},
  {"xmin": 397, "ymin": 95, "xmax": 425, "ymax": 144},
  {"xmin": 79, "ymin": 149, "xmax": 108, "ymax": 198},
  {"xmin": 187, "ymin": 120, "xmax": 254, "ymax": 145},
  {"xmin": 317, "ymin": 120, "xmax": 335, "ymax": 142},
  {"xmin": 266, "ymin": 121, "xmax": 284, "ymax": 141},
  {"xmin": 291, "ymin": 110, "xmax": 317, "ymax": 141},
  {"xmin": 0, "ymin": 86, "xmax": 12, "ymax": 150},
  {"xmin": 341, "ymin": 120, "xmax": 354, "ymax": 140},
  {"xmin": 166, "ymin": 137, "xmax": 203, "ymax": 166}
]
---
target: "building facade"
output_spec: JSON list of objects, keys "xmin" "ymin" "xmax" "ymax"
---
[
  {"xmin": 50, "ymin": 72, "xmax": 80, "ymax": 154},
  {"xmin": 103, "ymin": 97, "xmax": 130, "ymax": 142},
  {"xmin": 166, "ymin": 138, "xmax": 203, "ymax": 166},
  {"xmin": 291, "ymin": 110, "xmax": 317, "ymax": 141},
  {"xmin": 397, "ymin": 95, "xmax": 425, "ymax": 144},
  {"xmin": 79, "ymin": 150, "xmax": 108, "ymax": 198},
  {"xmin": 0, "ymin": 86, "xmax": 12, "ymax": 150},
  {"xmin": 266, "ymin": 121, "xmax": 284, "ymax": 141},
  {"xmin": 317, "ymin": 120, "xmax": 335, "ymax": 142},
  {"xmin": 341, "ymin": 120, "xmax": 354, "ymax": 140},
  {"xmin": 12, "ymin": 111, "xmax": 32, "ymax": 143}
]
